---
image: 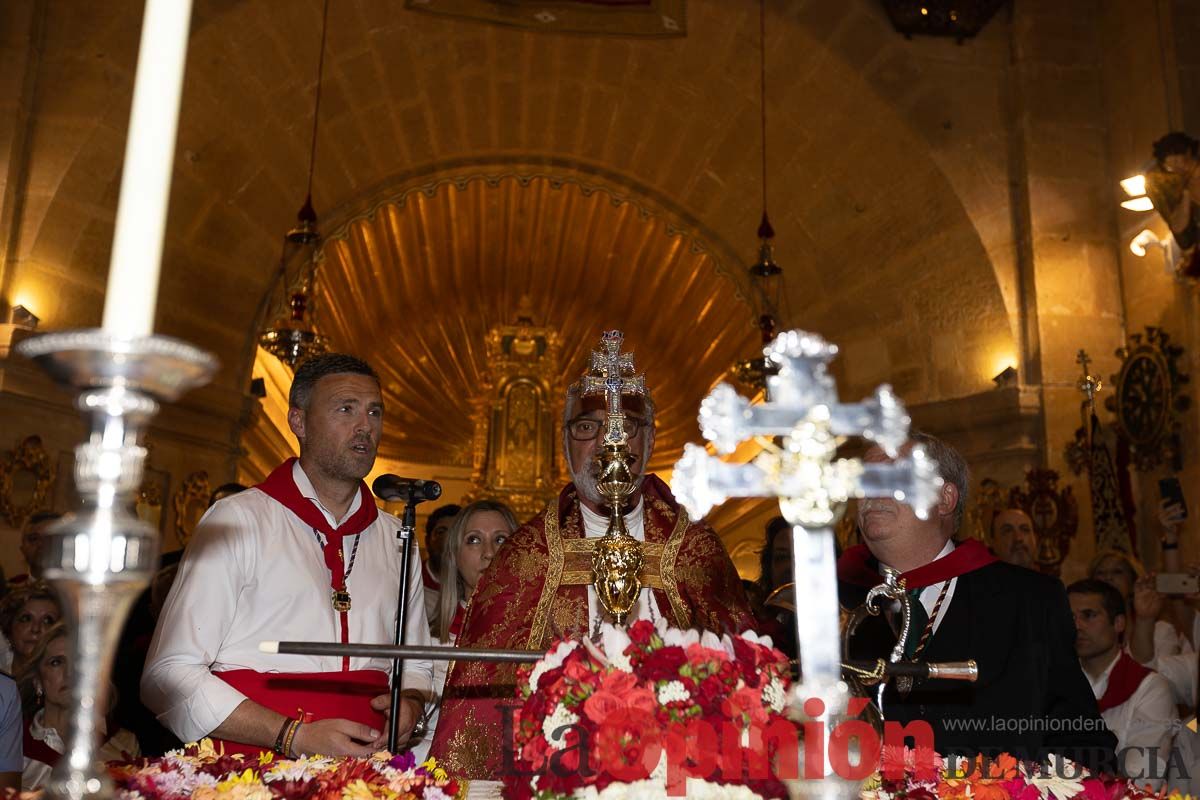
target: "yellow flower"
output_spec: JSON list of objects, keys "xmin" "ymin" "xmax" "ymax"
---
[
  {"xmin": 862, "ymin": 773, "xmax": 881, "ymax": 791},
  {"xmin": 258, "ymin": 751, "xmax": 275, "ymax": 767},
  {"xmin": 196, "ymin": 739, "xmax": 219, "ymax": 760},
  {"xmin": 342, "ymin": 778, "xmax": 388, "ymax": 800},
  {"xmin": 217, "ymin": 769, "xmax": 259, "ymax": 791}
]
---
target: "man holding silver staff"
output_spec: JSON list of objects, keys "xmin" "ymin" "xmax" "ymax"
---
[
  {"xmin": 837, "ymin": 432, "xmax": 1116, "ymax": 769},
  {"xmin": 142, "ymin": 354, "xmax": 434, "ymax": 758}
]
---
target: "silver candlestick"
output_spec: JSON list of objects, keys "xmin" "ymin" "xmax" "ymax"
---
[{"xmin": 18, "ymin": 330, "xmax": 217, "ymax": 800}]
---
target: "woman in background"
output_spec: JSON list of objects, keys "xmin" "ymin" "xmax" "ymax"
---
[
  {"xmin": 16, "ymin": 624, "xmax": 139, "ymax": 790},
  {"xmin": 412, "ymin": 500, "xmax": 517, "ymax": 762},
  {"xmin": 0, "ymin": 583, "xmax": 60, "ymax": 675}
]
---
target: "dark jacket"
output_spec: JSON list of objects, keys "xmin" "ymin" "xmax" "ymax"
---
[{"xmin": 841, "ymin": 560, "xmax": 1117, "ymax": 771}]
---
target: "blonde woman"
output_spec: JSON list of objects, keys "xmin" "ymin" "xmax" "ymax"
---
[
  {"xmin": 411, "ymin": 500, "xmax": 516, "ymax": 762},
  {"xmin": 16, "ymin": 624, "xmax": 139, "ymax": 790}
]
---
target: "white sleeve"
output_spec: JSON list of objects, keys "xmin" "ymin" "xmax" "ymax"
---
[
  {"xmin": 1155, "ymin": 620, "xmax": 1184, "ymax": 658},
  {"xmin": 140, "ymin": 501, "xmax": 255, "ymax": 743},
  {"xmin": 399, "ymin": 538, "xmax": 435, "ymax": 698},
  {"xmin": 1115, "ymin": 674, "xmax": 1178, "ymax": 789},
  {"xmin": 1149, "ymin": 653, "xmax": 1197, "ymax": 710}
]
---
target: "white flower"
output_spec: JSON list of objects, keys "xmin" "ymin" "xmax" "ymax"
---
[
  {"xmin": 762, "ymin": 677, "xmax": 786, "ymax": 713},
  {"xmin": 421, "ymin": 788, "xmax": 452, "ymax": 800},
  {"xmin": 609, "ymin": 649, "xmax": 634, "ymax": 672},
  {"xmin": 528, "ymin": 639, "xmax": 579, "ymax": 692},
  {"xmin": 1022, "ymin": 754, "xmax": 1087, "ymax": 798},
  {"xmin": 700, "ymin": 630, "xmax": 723, "ymax": 651},
  {"xmin": 599, "ymin": 623, "xmax": 633, "ymax": 662},
  {"xmin": 717, "ymin": 633, "xmax": 736, "ymax": 659},
  {"xmin": 737, "ymin": 629, "xmax": 775, "ymax": 650},
  {"xmin": 663, "ymin": 627, "xmax": 699, "ymax": 648},
  {"xmin": 656, "ymin": 680, "xmax": 691, "ymax": 704},
  {"xmin": 542, "ymin": 703, "xmax": 580, "ymax": 750},
  {"xmin": 574, "ymin": 779, "xmax": 765, "ymax": 799}
]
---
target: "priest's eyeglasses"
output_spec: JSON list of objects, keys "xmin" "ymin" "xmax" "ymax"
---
[{"xmin": 566, "ymin": 416, "xmax": 647, "ymax": 441}]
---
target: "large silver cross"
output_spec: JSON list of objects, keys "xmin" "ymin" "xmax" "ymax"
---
[
  {"xmin": 671, "ymin": 330, "xmax": 944, "ymax": 788},
  {"xmin": 581, "ymin": 329, "xmax": 645, "ymax": 445}
]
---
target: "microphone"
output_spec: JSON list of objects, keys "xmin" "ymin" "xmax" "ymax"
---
[{"xmin": 372, "ymin": 474, "xmax": 442, "ymax": 503}]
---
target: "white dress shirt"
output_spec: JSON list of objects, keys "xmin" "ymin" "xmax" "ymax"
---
[
  {"xmin": 881, "ymin": 539, "xmax": 957, "ymax": 641},
  {"xmin": 580, "ymin": 498, "xmax": 664, "ymax": 631},
  {"xmin": 142, "ymin": 462, "xmax": 434, "ymax": 744},
  {"xmin": 22, "ymin": 709, "xmax": 138, "ymax": 790},
  {"xmin": 1085, "ymin": 651, "xmax": 1175, "ymax": 789}
]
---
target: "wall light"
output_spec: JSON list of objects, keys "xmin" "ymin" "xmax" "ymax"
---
[
  {"xmin": 1120, "ymin": 197, "xmax": 1155, "ymax": 212},
  {"xmin": 8, "ymin": 304, "xmax": 38, "ymax": 330},
  {"xmin": 1120, "ymin": 174, "xmax": 1146, "ymax": 197},
  {"xmin": 992, "ymin": 365, "xmax": 1018, "ymax": 389}
]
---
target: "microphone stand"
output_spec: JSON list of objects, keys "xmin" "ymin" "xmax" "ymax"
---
[{"xmin": 387, "ymin": 496, "xmax": 417, "ymax": 753}]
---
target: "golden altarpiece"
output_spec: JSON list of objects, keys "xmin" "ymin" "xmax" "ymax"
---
[{"xmin": 466, "ymin": 306, "xmax": 565, "ymax": 518}]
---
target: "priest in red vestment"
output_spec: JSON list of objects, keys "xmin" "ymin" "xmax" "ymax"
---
[
  {"xmin": 142, "ymin": 354, "xmax": 433, "ymax": 759},
  {"xmin": 431, "ymin": 347, "xmax": 755, "ymax": 779},
  {"xmin": 838, "ymin": 433, "xmax": 1116, "ymax": 770}
]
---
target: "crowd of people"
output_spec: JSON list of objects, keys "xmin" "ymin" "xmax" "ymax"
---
[{"xmin": 0, "ymin": 346, "xmax": 1196, "ymax": 792}]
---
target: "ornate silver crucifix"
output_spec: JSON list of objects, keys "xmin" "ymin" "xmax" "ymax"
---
[
  {"xmin": 581, "ymin": 330, "xmax": 648, "ymax": 624},
  {"xmin": 672, "ymin": 329, "xmax": 944, "ymax": 793}
]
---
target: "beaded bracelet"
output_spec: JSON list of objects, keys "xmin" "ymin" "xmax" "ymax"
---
[
  {"xmin": 281, "ymin": 717, "xmax": 302, "ymax": 758},
  {"xmin": 273, "ymin": 717, "xmax": 293, "ymax": 755}
]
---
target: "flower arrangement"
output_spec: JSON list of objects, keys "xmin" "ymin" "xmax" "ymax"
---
[
  {"xmin": 0, "ymin": 739, "xmax": 458, "ymax": 800},
  {"xmin": 504, "ymin": 619, "xmax": 798, "ymax": 800},
  {"xmin": 862, "ymin": 746, "xmax": 1186, "ymax": 800}
]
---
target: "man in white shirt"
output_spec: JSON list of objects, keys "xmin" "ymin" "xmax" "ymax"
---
[
  {"xmin": 1068, "ymin": 579, "xmax": 1175, "ymax": 789},
  {"xmin": 142, "ymin": 354, "xmax": 434, "ymax": 758}
]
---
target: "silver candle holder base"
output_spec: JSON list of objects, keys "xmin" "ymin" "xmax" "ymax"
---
[{"xmin": 18, "ymin": 330, "xmax": 217, "ymax": 800}]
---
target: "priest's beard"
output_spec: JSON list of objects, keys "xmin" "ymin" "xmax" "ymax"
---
[{"xmin": 570, "ymin": 456, "xmax": 646, "ymax": 510}]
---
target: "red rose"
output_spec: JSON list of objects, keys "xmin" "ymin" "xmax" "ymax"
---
[
  {"xmin": 640, "ymin": 645, "xmax": 688, "ymax": 681},
  {"xmin": 697, "ymin": 675, "xmax": 727, "ymax": 709},
  {"xmin": 564, "ymin": 658, "xmax": 593, "ymax": 683},
  {"xmin": 726, "ymin": 686, "xmax": 769, "ymax": 726},
  {"xmin": 628, "ymin": 619, "xmax": 656, "ymax": 646}
]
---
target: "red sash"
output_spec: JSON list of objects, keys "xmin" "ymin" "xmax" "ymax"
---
[
  {"xmin": 1097, "ymin": 652, "xmax": 1153, "ymax": 712},
  {"xmin": 838, "ymin": 539, "xmax": 997, "ymax": 590},
  {"xmin": 256, "ymin": 459, "xmax": 379, "ymax": 670},
  {"xmin": 212, "ymin": 669, "xmax": 388, "ymax": 757}
]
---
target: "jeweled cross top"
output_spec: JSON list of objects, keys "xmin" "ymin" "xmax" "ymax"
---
[{"xmin": 581, "ymin": 330, "xmax": 646, "ymax": 445}]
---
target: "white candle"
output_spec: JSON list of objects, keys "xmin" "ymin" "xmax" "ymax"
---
[{"xmin": 101, "ymin": 0, "xmax": 195, "ymax": 338}]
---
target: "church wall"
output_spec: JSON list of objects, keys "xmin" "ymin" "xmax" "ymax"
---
[
  {"xmin": 6, "ymin": 0, "xmax": 1184, "ymax": 583},
  {"xmin": 1102, "ymin": 0, "xmax": 1200, "ymax": 572},
  {"xmin": 0, "ymin": 355, "xmax": 244, "ymax": 579}
]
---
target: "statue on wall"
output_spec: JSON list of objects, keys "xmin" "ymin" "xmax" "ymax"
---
[
  {"xmin": 1145, "ymin": 132, "xmax": 1200, "ymax": 279},
  {"xmin": 466, "ymin": 300, "xmax": 564, "ymax": 518}
]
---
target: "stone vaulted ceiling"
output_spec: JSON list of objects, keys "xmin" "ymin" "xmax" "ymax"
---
[{"xmin": 316, "ymin": 170, "xmax": 757, "ymax": 471}]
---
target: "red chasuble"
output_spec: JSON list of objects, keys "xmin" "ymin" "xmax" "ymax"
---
[
  {"xmin": 1096, "ymin": 651, "xmax": 1153, "ymax": 713},
  {"xmin": 430, "ymin": 475, "xmax": 754, "ymax": 779},
  {"xmin": 210, "ymin": 458, "xmax": 387, "ymax": 757}
]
